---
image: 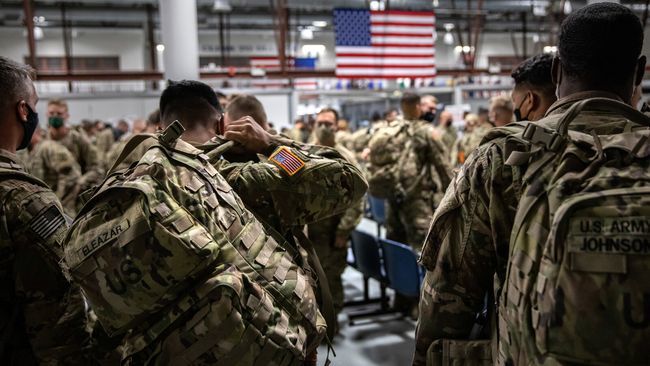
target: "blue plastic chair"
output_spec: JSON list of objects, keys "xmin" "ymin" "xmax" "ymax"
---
[
  {"xmin": 350, "ymin": 230, "xmax": 384, "ymax": 282},
  {"xmin": 379, "ymin": 238, "xmax": 423, "ymax": 298},
  {"xmin": 367, "ymin": 195, "xmax": 386, "ymax": 237}
]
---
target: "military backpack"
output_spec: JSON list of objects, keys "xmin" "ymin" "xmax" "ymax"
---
[
  {"xmin": 63, "ymin": 122, "xmax": 328, "ymax": 365},
  {"xmin": 497, "ymin": 98, "xmax": 650, "ymax": 365}
]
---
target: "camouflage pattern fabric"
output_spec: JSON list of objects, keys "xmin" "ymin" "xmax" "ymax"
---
[
  {"xmin": 349, "ymin": 121, "xmax": 389, "ymax": 165},
  {"xmin": 368, "ymin": 119, "xmax": 452, "ymax": 249},
  {"xmin": 450, "ymin": 122, "xmax": 493, "ymax": 167},
  {"xmin": 104, "ymin": 134, "xmax": 156, "ymax": 172},
  {"xmin": 414, "ymin": 91, "xmax": 650, "ymax": 366},
  {"xmin": 335, "ymin": 130, "xmax": 354, "ymax": 151},
  {"xmin": 307, "ymin": 144, "xmax": 365, "ymax": 316},
  {"xmin": 438, "ymin": 124, "xmax": 457, "ymax": 154},
  {"xmin": 64, "ymin": 127, "xmax": 367, "ymax": 365},
  {"xmin": 51, "ymin": 129, "xmax": 104, "ymax": 190},
  {"xmin": 94, "ymin": 127, "xmax": 115, "ymax": 165},
  {"xmin": 207, "ymin": 135, "xmax": 368, "ymax": 238},
  {"xmin": 24, "ymin": 140, "xmax": 82, "ymax": 216},
  {"xmin": 0, "ymin": 149, "xmax": 92, "ymax": 365}
]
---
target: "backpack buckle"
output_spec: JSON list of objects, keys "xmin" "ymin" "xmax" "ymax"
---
[
  {"xmin": 522, "ymin": 123, "xmax": 563, "ymax": 151},
  {"xmin": 159, "ymin": 120, "xmax": 185, "ymax": 146}
]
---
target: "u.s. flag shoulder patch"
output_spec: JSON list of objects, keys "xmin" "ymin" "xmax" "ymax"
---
[
  {"xmin": 269, "ymin": 146, "xmax": 306, "ymax": 176},
  {"xmin": 29, "ymin": 205, "xmax": 65, "ymax": 241}
]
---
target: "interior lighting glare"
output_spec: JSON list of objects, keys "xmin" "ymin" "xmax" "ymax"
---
[
  {"xmin": 300, "ymin": 29, "xmax": 314, "ymax": 40},
  {"xmin": 312, "ymin": 21, "xmax": 327, "ymax": 27},
  {"xmin": 443, "ymin": 32, "xmax": 454, "ymax": 45},
  {"xmin": 156, "ymin": 44, "xmax": 165, "ymax": 52}
]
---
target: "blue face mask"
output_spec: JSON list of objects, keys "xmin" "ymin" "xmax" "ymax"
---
[{"xmin": 18, "ymin": 104, "xmax": 39, "ymax": 150}]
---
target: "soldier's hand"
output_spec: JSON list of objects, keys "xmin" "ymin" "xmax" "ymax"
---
[
  {"xmin": 361, "ymin": 147, "xmax": 371, "ymax": 161},
  {"xmin": 224, "ymin": 116, "xmax": 272, "ymax": 154},
  {"xmin": 334, "ymin": 235, "xmax": 348, "ymax": 249}
]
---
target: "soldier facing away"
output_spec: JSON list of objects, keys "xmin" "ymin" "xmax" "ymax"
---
[
  {"xmin": 63, "ymin": 80, "xmax": 367, "ymax": 365},
  {"xmin": 414, "ymin": 3, "xmax": 649, "ymax": 365},
  {"xmin": 0, "ymin": 56, "xmax": 92, "ymax": 365}
]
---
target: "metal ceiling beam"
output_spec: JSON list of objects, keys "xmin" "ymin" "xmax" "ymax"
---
[{"xmin": 22, "ymin": 0, "xmax": 37, "ymax": 68}]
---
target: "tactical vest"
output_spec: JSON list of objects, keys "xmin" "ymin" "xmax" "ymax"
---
[
  {"xmin": 63, "ymin": 122, "xmax": 327, "ymax": 364},
  {"xmin": 497, "ymin": 98, "xmax": 650, "ymax": 365}
]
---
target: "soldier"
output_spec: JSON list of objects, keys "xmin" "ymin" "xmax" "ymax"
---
[
  {"xmin": 0, "ymin": 56, "xmax": 91, "ymax": 365},
  {"xmin": 334, "ymin": 118, "xmax": 354, "ymax": 150},
  {"xmin": 349, "ymin": 110, "xmax": 391, "ymax": 166},
  {"xmin": 437, "ymin": 110, "xmax": 457, "ymax": 153},
  {"xmin": 453, "ymin": 54, "xmax": 557, "ymax": 168},
  {"xmin": 215, "ymin": 94, "xmax": 368, "ymax": 239},
  {"xmin": 63, "ymin": 80, "xmax": 367, "ymax": 365},
  {"xmin": 94, "ymin": 120, "xmax": 115, "ymax": 163},
  {"xmin": 47, "ymin": 99, "xmax": 103, "ymax": 195},
  {"xmin": 103, "ymin": 118, "xmax": 146, "ymax": 171},
  {"xmin": 510, "ymin": 53, "xmax": 557, "ymax": 122},
  {"xmin": 420, "ymin": 95, "xmax": 438, "ymax": 123},
  {"xmin": 368, "ymin": 93, "xmax": 452, "ymax": 251},
  {"xmin": 414, "ymin": 3, "xmax": 648, "ymax": 365},
  {"xmin": 488, "ymin": 94, "xmax": 514, "ymax": 127},
  {"xmin": 309, "ymin": 108, "xmax": 364, "ymax": 327},
  {"xmin": 24, "ymin": 127, "xmax": 82, "ymax": 216}
]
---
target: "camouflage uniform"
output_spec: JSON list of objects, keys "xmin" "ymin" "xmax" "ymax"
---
[
  {"xmin": 349, "ymin": 121, "xmax": 389, "ymax": 165},
  {"xmin": 0, "ymin": 149, "xmax": 91, "ymax": 365},
  {"xmin": 414, "ymin": 91, "xmax": 646, "ymax": 365},
  {"xmin": 24, "ymin": 140, "xmax": 82, "ymax": 216},
  {"xmin": 52, "ymin": 129, "xmax": 104, "ymax": 190},
  {"xmin": 451, "ymin": 122, "xmax": 493, "ymax": 167},
  {"xmin": 368, "ymin": 119, "xmax": 452, "ymax": 250},
  {"xmin": 438, "ymin": 124, "xmax": 457, "ymax": 154},
  {"xmin": 335, "ymin": 130, "xmax": 354, "ymax": 151},
  {"xmin": 103, "ymin": 134, "xmax": 156, "ymax": 172},
  {"xmin": 94, "ymin": 127, "xmax": 115, "ymax": 165},
  {"xmin": 307, "ymin": 144, "xmax": 364, "ymax": 317},
  {"xmin": 207, "ymin": 135, "xmax": 368, "ymax": 236},
  {"xmin": 63, "ymin": 129, "xmax": 368, "ymax": 365}
]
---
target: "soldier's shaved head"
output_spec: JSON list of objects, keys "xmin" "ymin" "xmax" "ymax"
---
[
  {"xmin": 225, "ymin": 95, "xmax": 268, "ymax": 130},
  {"xmin": 0, "ymin": 57, "xmax": 35, "ymax": 113},
  {"xmin": 160, "ymin": 80, "xmax": 222, "ymax": 130}
]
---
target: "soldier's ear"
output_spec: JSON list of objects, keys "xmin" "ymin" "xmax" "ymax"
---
[{"xmin": 16, "ymin": 100, "xmax": 28, "ymax": 122}]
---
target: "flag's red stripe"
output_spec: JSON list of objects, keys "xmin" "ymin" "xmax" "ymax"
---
[
  {"xmin": 370, "ymin": 22, "xmax": 434, "ymax": 27},
  {"xmin": 371, "ymin": 32, "xmax": 433, "ymax": 38},
  {"xmin": 370, "ymin": 43, "xmax": 433, "ymax": 48},
  {"xmin": 336, "ymin": 64, "xmax": 435, "ymax": 68},
  {"xmin": 370, "ymin": 10, "xmax": 435, "ymax": 17},
  {"xmin": 336, "ymin": 53, "xmax": 435, "ymax": 58}
]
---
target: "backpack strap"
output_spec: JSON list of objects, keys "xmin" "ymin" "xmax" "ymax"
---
[
  {"xmin": 106, "ymin": 133, "xmax": 155, "ymax": 175},
  {"xmin": 557, "ymin": 97, "xmax": 650, "ymax": 137}
]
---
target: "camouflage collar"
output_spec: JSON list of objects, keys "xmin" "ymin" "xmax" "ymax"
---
[
  {"xmin": 545, "ymin": 91, "xmax": 623, "ymax": 117},
  {"xmin": 0, "ymin": 149, "xmax": 24, "ymax": 171}
]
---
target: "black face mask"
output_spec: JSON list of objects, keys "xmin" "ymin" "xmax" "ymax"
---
[
  {"xmin": 18, "ymin": 104, "xmax": 39, "ymax": 150},
  {"xmin": 513, "ymin": 95, "xmax": 531, "ymax": 122},
  {"xmin": 422, "ymin": 111, "xmax": 436, "ymax": 123}
]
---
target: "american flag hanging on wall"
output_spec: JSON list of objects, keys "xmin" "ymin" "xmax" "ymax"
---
[{"xmin": 333, "ymin": 9, "xmax": 436, "ymax": 79}]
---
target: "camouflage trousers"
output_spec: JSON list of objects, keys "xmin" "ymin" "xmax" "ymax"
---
[
  {"xmin": 385, "ymin": 195, "xmax": 435, "ymax": 251},
  {"xmin": 312, "ymin": 237, "xmax": 348, "ymax": 317}
]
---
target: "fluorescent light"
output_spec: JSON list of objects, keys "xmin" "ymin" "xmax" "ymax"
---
[
  {"xmin": 443, "ymin": 32, "xmax": 454, "ymax": 45},
  {"xmin": 543, "ymin": 46, "xmax": 557, "ymax": 53},
  {"xmin": 462, "ymin": 45, "xmax": 471, "ymax": 53},
  {"xmin": 156, "ymin": 44, "xmax": 165, "ymax": 52},
  {"xmin": 213, "ymin": 0, "xmax": 231, "ymax": 12},
  {"xmin": 33, "ymin": 26, "xmax": 43, "ymax": 41},
  {"xmin": 312, "ymin": 21, "xmax": 327, "ymax": 28},
  {"xmin": 300, "ymin": 29, "xmax": 314, "ymax": 40}
]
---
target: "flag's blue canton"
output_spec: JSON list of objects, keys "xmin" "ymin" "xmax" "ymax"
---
[{"xmin": 334, "ymin": 9, "xmax": 371, "ymax": 47}]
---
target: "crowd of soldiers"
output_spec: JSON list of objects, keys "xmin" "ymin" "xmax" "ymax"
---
[{"xmin": 1, "ymin": 2, "xmax": 649, "ymax": 366}]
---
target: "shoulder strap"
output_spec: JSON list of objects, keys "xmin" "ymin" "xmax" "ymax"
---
[
  {"xmin": 107, "ymin": 133, "xmax": 156, "ymax": 175},
  {"xmin": 0, "ymin": 167, "xmax": 49, "ymax": 189}
]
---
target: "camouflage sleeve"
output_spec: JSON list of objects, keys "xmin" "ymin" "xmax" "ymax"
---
[
  {"xmin": 336, "ymin": 198, "xmax": 364, "ymax": 238},
  {"xmin": 45, "ymin": 144, "xmax": 82, "ymax": 215},
  {"xmin": 214, "ymin": 135, "xmax": 368, "ymax": 230},
  {"xmin": 1, "ymin": 184, "xmax": 91, "ymax": 365},
  {"xmin": 426, "ymin": 130, "xmax": 453, "ymax": 191},
  {"xmin": 413, "ymin": 141, "xmax": 515, "ymax": 365},
  {"xmin": 77, "ymin": 134, "xmax": 104, "ymax": 186}
]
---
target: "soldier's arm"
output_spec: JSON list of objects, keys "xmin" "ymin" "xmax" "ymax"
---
[
  {"xmin": 413, "ymin": 143, "xmax": 506, "ymax": 365},
  {"xmin": 3, "ymin": 186, "xmax": 91, "ymax": 364},
  {"xmin": 216, "ymin": 134, "xmax": 368, "ymax": 228},
  {"xmin": 426, "ymin": 131, "xmax": 453, "ymax": 191}
]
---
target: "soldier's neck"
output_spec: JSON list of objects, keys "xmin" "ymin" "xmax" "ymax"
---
[{"xmin": 180, "ymin": 127, "xmax": 216, "ymax": 145}]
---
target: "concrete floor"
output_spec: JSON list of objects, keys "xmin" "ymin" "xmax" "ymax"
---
[{"xmin": 316, "ymin": 218, "xmax": 417, "ymax": 366}]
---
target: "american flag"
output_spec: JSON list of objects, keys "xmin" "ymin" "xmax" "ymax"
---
[
  {"xmin": 269, "ymin": 147, "xmax": 305, "ymax": 176},
  {"xmin": 333, "ymin": 9, "xmax": 436, "ymax": 79}
]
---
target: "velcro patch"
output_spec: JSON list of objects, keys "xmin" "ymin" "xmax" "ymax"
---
[
  {"xmin": 269, "ymin": 146, "xmax": 305, "ymax": 176},
  {"xmin": 29, "ymin": 205, "xmax": 65, "ymax": 241}
]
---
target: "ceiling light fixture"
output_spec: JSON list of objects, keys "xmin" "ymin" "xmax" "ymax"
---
[
  {"xmin": 213, "ymin": 0, "xmax": 232, "ymax": 12},
  {"xmin": 300, "ymin": 29, "xmax": 314, "ymax": 40},
  {"xmin": 312, "ymin": 20, "xmax": 327, "ymax": 27}
]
